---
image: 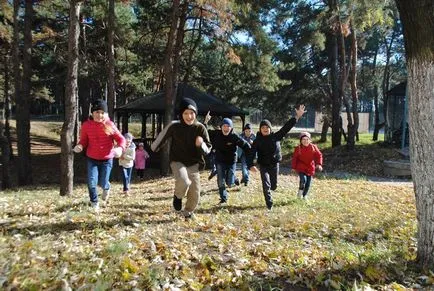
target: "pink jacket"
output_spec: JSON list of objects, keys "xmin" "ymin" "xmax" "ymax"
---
[
  {"xmin": 135, "ymin": 148, "xmax": 149, "ymax": 169},
  {"xmin": 291, "ymin": 143, "xmax": 323, "ymax": 176},
  {"xmin": 79, "ymin": 118, "xmax": 126, "ymax": 160}
]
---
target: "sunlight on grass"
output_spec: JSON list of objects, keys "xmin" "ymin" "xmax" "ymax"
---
[{"xmin": 0, "ymin": 171, "xmax": 418, "ymax": 290}]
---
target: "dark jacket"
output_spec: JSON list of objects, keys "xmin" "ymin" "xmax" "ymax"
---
[
  {"xmin": 247, "ymin": 117, "xmax": 297, "ymax": 167},
  {"xmin": 210, "ymin": 129, "xmax": 251, "ymax": 165},
  {"xmin": 151, "ymin": 120, "xmax": 211, "ymax": 167}
]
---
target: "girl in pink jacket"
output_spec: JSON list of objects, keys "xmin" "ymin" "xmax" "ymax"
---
[
  {"xmin": 73, "ymin": 99, "xmax": 126, "ymax": 210},
  {"xmin": 291, "ymin": 131, "xmax": 323, "ymax": 199},
  {"xmin": 135, "ymin": 142, "xmax": 149, "ymax": 180}
]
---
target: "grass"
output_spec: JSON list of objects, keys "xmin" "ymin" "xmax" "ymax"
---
[{"xmin": 0, "ymin": 121, "xmax": 422, "ymax": 290}]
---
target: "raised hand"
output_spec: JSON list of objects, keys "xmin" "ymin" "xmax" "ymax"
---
[
  {"xmin": 204, "ymin": 111, "xmax": 211, "ymax": 125},
  {"xmin": 295, "ymin": 104, "xmax": 307, "ymax": 120}
]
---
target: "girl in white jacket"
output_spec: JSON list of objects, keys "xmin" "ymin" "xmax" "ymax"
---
[{"xmin": 119, "ymin": 133, "xmax": 136, "ymax": 195}]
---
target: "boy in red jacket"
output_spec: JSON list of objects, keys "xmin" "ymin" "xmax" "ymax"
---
[{"xmin": 291, "ymin": 131, "xmax": 323, "ymax": 199}]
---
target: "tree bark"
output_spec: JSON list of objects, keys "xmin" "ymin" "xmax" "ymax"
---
[
  {"xmin": 160, "ymin": 0, "xmax": 181, "ymax": 176},
  {"xmin": 107, "ymin": 0, "xmax": 116, "ymax": 119},
  {"xmin": 347, "ymin": 19, "xmax": 359, "ymax": 150},
  {"xmin": 395, "ymin": 0, "xmax": 434, "ymax": 269},
  {"xmin": 60, "ymin": 0, "xmax": 82, "ymax": 196},
  {"xmin": 327, "ymin": 0, "xmax": 342, "ymax": 147},
  {"xmin": 1, "ymin": 54, "xmax": 11, "ymax": 189},
  {"xmin": 16, "ymin": 0, "xmax": 33, "ymax": 185}
]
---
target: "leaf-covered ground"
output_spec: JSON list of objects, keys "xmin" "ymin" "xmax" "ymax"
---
[
  {"xmin": 0, "ymin": 123, "xmax": 421, "ymax": 290},
  {"xmin": 0, "ymin": 170, "xmax": 422, "ymax": 290}
]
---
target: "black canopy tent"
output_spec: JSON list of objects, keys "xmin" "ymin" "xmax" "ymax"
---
[{"xmin": 114, "ymin": 83, "xmax": 248, "ymax": 149}]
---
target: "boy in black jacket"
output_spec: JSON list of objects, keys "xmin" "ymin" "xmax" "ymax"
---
[
  {"xmin": 151, "ymin": 98, "xmax": 212, "ymax": 219},
  {"xmin": 247, "ymin": 105, "xmax": 306, "ymax": 210},
  {"xmin": 210, "ymin": 117, "xmax": 251, "ymax": 204}
]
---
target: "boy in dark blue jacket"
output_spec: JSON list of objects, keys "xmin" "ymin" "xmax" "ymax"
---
[
  {"xmin": 211, "ymin": 118, "xmax": 251, "ymax": 204},
  {"xmin": 247, "ymin": 105, "xmax": 306, "ymax": 210}
]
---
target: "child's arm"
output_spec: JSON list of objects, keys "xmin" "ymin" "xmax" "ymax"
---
[
  {"xmin": 275, "ymin": 105, "xmax": 307, "ymax": 140},
  {"xmin": 313, "ymin": 144, "xmax": 323, "ymax": 171},
  {"xmin": 151, "ymin": 121, "xmax": 178, "ymax": 152},
  {"xmin": 291, "ymin": 147, "xmax": 299, "ymax": 172}
]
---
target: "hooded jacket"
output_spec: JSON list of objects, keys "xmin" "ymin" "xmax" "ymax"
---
[
  {"xmin": 291, "ymin": 143, "xmax": 323, "ymax": 176},
  {"xmin": 247, "ymin": 117, "xmax": 297, "ymax": 167}
]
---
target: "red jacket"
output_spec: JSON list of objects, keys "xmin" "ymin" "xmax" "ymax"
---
[
  {"xmin": 79, "ymin": 119, "xmax": 126, "ymax": 160},
  {"xmin": 291, "ymin": 143, "xmax": 323, "ymax": 176}
]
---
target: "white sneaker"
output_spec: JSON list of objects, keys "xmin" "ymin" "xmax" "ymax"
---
[
  {"xmin": 91, "ymin": 202, "xmax": 100, "ymax": 211},
  {"xmin": 297, "ymin": 190, "xmax": 303, "ymax": 198},
  {"xmin": 102, "ymin": 189, "xmax": 110, "ymax": 202}
]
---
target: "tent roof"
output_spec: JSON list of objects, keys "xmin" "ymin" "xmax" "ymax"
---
[{"xmin": 115, "ymin": 83, "xmax": 248, "ymax": 117}]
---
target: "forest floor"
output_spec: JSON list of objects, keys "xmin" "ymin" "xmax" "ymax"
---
[{"xmin": 0, "ymin": 121, "xmax": 424, "ymax": 290}]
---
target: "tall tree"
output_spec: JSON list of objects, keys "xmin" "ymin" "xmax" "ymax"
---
[
  {"xmin": 394, "ymin": 0, "xmax": 434, "ymax": 269},
  {"xmin": 16, "ymin": 0, "xmax": 33, "ymax": 185},
  {"xmin": 107, "ymin": 0, "xmax": 115, "ymax": 118},
  {"xmin": 60, "ymin": 0, "xmax": 82, "ymax": 196}
]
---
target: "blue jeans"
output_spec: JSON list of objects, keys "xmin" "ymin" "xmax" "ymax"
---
[
  {"xmin": 240, "ymin": 154, "xmax": 249, "ymax": 183},
  {"xmin": 298, "ymin": 172, "xmax": 312, "ymax": 196},
  {"xmin": 121, "ymin": 166, "xmax": 133, "ymax": 191},
  {"xmin": 216, "ymin": 162, "xmax": 236, "ymax": 202},
  {"xmin": 87, "ymin": 158, "xmax": 113, "ymax": 203}
]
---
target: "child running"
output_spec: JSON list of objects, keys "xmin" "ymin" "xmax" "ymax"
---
[
  {"xmin": 119, "ymin": 133, "xmax": 136, "ymax": 195},
  {"xmin": 73, "ymin": 99, "xmax": 126, "ymax": 210},
  {"xmin": 291, "ymin": 131, "xmax": 323, "ymax": 199},
  {"xmin": 208, "ymin": 117, "xmax": 251, "ymax": 204},
  {"xmin": 238, "ymin": 123, "xmax": 256, "ymax": 186},
  {"xmin": 151, "ymin": 98, "xmax": 211, "ymax": 219},
  {"xmin": 135, "ymin": 142, "xmax": 150, "ymax": 180},
  {"xmin": 247, "ymin": 105, "xmax": 306, "ymax": 210}
]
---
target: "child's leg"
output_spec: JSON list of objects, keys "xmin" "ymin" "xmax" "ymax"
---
[
  {"xmin": 240, "ymin": 155, "xmax": 249, "ymax": 184},
  {"xmin": 87, "ymin": 158, "xmax": 99, "ymax": 203},
  {"xmin": 269, "ymin": 163, "xmax": 279, "ymax": 191},
  {"xmin": 298, "ymin": 172, "xmax": 307, "ymax": 190},
  {"xmin": 226, "ymin": 163, "xmax": 236, "ymax": 187},
  {"xmin": 303, "ymin": 175, "xmax": 313, "ymax": 197},
  {"xmin": 98, "ymin": 159, "xmax": 113, "ymax": 201},
  {"xmin": 260, "ymin": 166, "xmax": 273, "ymax": 209},
  {"xmin": 126, "ymin": 167, "xmax": 133, "ymax": 189},
  {"xmin": 121, "ymin": 167, "xmax": 129, "ymax": 191},
  {"xmin": 184, "ymin": 163, "xmax": 200, "ymax": 213},
  {"xmin": 170, "ymin": 161, "xmax": 191, "ymax": 199},
  {"xmin": 216, "ymin": 163, "xmax": 228, "ymax": 202}
]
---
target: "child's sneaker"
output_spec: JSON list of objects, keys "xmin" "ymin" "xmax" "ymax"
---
[
  {"xmin": 173, "ymin": 195, "xmax": 182, "ymax": 211},
  {"xmin": 184, "ymin": 212, "xmax": 195, "ymax": 220},
  {"xmin": 91, "ymin": 201, "xmax": 100, "ymax": 211},
  {"xmin": 297, "ymin": 190, "xmax": 303, "ymax": 198},
  {"xmin": 102, "ymin": 189, "xmax": 110, "ymax": 202}
]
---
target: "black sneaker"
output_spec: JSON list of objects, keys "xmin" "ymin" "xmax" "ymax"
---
[
  {"xmin": 266, "ymin": 202, "xmax": 273, "ymax": 210},
  {"xmin": 234, "ymin": 178, "xmax": 240, "ymax": 186},
  {"xmin": 173, "ymin": 195, "xmax": 182, "ymax": 211},
  {"xmin": 208, "ymin": 170, "xmax": 217, "ymax": 180},
  {"xmin": 219, "ymin": 199, "xmax": 227, "ymax": 205}
]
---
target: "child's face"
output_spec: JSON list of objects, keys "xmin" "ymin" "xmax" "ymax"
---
[
  {"xmin": 221, "ymin": 124, "xmax": 231, "ymax": 135},
  {"xmin": 301, "ymin": 137, "xmax": 311, "ymax": 146},
  {"xmin": 138, "ymin": 145, "xmax": 144, "ymax": 150},
  {"xmin": 244, "ymin": 128, "xmax": 252, "ymax": 136},
  {"xmin": 260, "ymin": 125, "xmax": 271, "ymax": 136},
  {"xmin": 92, "ymin": 110, "xmax": 106, "ymax": 122},
  {"xmin": 182, "ymin": 109, "xmax": 196, "ymax": 125},
  {"xmin": 126, "ymin": 139, "xmax": 132, "ymax": 146}
]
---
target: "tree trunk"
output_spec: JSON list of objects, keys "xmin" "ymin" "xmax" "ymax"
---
[
  {"xmin": 3, "ymin": 52, "xmax": 13, "ymax": 160},
  {"xmin": 395, "ymin": 0, "xmax": 434, "ymax": 269},
  {"xmin": 319, "ymin": 115, "xmax": 330, "ymax": 143},
  {"xmin": 1, "ymin": 54, "xmax": 11, "ymax": 189},
  {"xmin": 60, "ymin": 0, "xmax": 82, "ymax": 196},
  {"xmin": 327, "ymin": 0, "xmax": 341, "ymax": 147},
  {"xmin": 183, "ymin": 7, "xmax": 203, "ymax": 83},
  {"xmin": 347, "ymin": 20, "xmax": 358, "ymax": 150},
  {"xmin": 107, "ymin": 0, "xmax": 116, "ymax": 119},
  {"xmin": 160, "ymin": 0, "xmax": 181, "ymax": 176},
  {"xmin": 16, "ymin": 0, "xmax": 33, "ymax": 185}
]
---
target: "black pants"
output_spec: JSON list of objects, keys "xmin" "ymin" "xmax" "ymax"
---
[{"xmin": 259, "ymin": 163, "xmax": 279, "ymax": 208}]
